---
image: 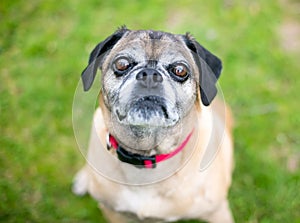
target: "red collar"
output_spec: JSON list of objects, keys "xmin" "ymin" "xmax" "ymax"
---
[{"xmin": 107, "ymin": 129, "xmax": 194, "ymax": 169}]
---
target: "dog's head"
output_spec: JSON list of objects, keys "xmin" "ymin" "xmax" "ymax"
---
[{"xmin": 81, "ymin": 27, "xmax": 222, "ymax": 154}]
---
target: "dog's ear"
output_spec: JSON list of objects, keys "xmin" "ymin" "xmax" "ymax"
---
[
  {"xmin": 183, "ymin": 34, "xmax": 222, "ymax": 106},
  {"xmin": 81, "ymin": 27, "xmax": 128, "ymax": 91}
]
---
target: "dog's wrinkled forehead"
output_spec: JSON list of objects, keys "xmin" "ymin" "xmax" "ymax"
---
[
  {"xmin": 120, "ymin": 30, "xmax": 181, "ymax": 44},
  {"xmin": 106, "ymin": 30, "xmax": 193, "ymax": 63},
  {"xmin": 124, "ymin": 29, "xmax": 175, "ymax": 40},
  {"xmin": 128, "ymin": 30, "xmax": 183, "ymax": 42}
]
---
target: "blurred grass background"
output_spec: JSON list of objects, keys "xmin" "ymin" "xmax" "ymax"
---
[{"xmin": 1, "ymin": 0, "xmax": 300, "ymax": 222}]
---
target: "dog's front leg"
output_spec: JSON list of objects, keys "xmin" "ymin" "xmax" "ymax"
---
[{"xmin": 72, "ymin": 165, "xmax": 90, "ymax": 196}]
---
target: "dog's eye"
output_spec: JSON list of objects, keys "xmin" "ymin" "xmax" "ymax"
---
[
  {"xmin": 115, "ymin": 58, "xmax": 130, "ymax": 72},
  {"xmin": 169, "ymin": 63, "xmax": 189, "ymax": 82},
  {"xmin": 172, "ymin": 64, "xmax": 188, "ymax": 77}
]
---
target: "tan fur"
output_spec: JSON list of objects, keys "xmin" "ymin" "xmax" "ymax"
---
[{"xmin": 73, "ymin": 95, "xmax": 234, "ymax": 223}]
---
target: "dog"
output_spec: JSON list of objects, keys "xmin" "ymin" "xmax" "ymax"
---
[{"xmin": 73, "ymin": 27, "xmax": 234, "ymax": 223}]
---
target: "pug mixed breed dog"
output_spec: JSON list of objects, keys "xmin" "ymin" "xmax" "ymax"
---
[{"xmin": 73, "ymin": 26, "xmax": 234, "ymax": 223}]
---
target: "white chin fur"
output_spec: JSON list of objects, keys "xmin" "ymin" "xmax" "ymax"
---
[{"xmin": 126, "ymin": 111, "xmax": 176, "ymax": 127}]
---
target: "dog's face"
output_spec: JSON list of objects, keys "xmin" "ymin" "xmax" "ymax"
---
[
  {"xmin": 102, "ymin": 31, "xmax": 197, "ymax": 128},
  {"xmin": 81, "ymin": 27, "xmax": 222, "ymax": 154}
]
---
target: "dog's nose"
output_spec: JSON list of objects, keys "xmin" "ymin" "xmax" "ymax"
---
[{"xmin": 136, "ymin": 69, "xmax": 163, "ymax": 89}]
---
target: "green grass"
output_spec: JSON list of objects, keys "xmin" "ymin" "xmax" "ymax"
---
[{"xmin": 1, "ymin": 0, "xmax": 300, "ymax": 222}]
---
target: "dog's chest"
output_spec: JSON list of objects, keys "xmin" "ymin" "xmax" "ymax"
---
[{"xmin": 112, "ymin": 175, "xmax": 213, "ymax": 221}]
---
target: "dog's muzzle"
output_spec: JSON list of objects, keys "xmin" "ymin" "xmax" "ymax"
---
[
  {"xmin": 116, "ymin": 95, "xmax": 179, "ymax": 127},
  {"xmin": 114, "ymin": 68, "xmax": 179, "ymax": 127}
]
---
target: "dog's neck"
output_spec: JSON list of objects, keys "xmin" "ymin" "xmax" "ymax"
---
[{"xmin": 107, "ymin": 129, "xmax": 194, "ymax": 169}]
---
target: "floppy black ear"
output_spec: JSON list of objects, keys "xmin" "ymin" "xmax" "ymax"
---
[
  {"xmin": 81, "ymin": 27, "xmax": 128, "ymax": 91},
  {"xmin": 184, "ymin": 34, "xmax": 222, "ymax": 106}
]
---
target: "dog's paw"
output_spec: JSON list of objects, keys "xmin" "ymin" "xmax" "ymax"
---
[{"xmin": 72, "ymin": 167, "xmax": 89, "ymax": 196}]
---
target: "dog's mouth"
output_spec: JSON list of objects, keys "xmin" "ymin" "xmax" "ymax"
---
[{"xmin": 115, "ymin": 96, "xmax": 179, "ymax": 127}]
